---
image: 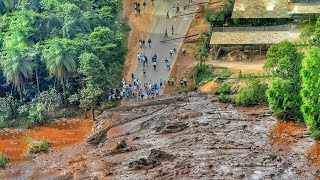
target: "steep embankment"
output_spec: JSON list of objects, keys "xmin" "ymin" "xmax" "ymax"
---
[{"xmin": 2, "ymin": 93, "xmax": 319, "ymax": 179}]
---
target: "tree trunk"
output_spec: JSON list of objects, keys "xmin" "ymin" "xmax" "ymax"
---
[
  {"xmin": 84, "ymin": 109, "xmax": 88, "ymax": 120},
  {"xmin": 35, "ymin": 64, "xmax": 40, "ymax": 93},
  {"xmin": 91, "ymin": 108, "xmax": 95, "ymax": 121},
  {"xmin": 62, "ymin": 80, "xmax": 67, "ymax": 107}
]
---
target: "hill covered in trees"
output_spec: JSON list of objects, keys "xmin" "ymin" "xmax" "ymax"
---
[{"xmin": 0, "ymin": 0, "xmax": 128, "ymax": 127}]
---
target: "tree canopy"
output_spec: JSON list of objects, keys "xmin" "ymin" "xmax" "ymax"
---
[{"xmin": 0, "ymin": 0, "xmax": 127, "ymax": 127}]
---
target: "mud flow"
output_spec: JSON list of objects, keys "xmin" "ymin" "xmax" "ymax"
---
[{"xmin": 2, "ymin": 94, "xmax": 320, "ymax": 179}]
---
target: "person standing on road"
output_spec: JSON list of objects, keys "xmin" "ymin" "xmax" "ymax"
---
[
  {"xmin": 144, "ymin": 55, "xmax": 148, "ymax": 65},
  {"xmin": 164, "ymin": 29, "xmax": 168, "ymax": 38},
  {"xmin": 175, "ymin": 3, "xmax": 180, "ymax": 13},
  {"xmin": 143, "ymin": 66, "xmax": 146, "ymax": 77},
  {"xmin": 173, "ymin": 44, "xmax": 177, "ymax": 53},
  {"xmin": 143, "ymin": 1, "xmax": 147, "ymax": 8},
  {"xmin": 171, "ymin": 25, "xmax": 174, "ymax": 34},
  {"xmin": 151, "ymin": 0, "xmax": 154, "ymax": 6},
  {"xmin": 166, "ymin": 10, "xmax": 169, "ymax": 19},
  {"xmin": 166, "ymin": 61, "xmax": 170, "ymax": 70},
  {"xmin": 148, "ymin": 38, "xmax": 152, "ymax": 48},
  {"xmin": 153, "ymin": 61, "xmax": 157, "ymax": 70}
]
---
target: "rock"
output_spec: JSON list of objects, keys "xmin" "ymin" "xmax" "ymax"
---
[
  {"xmin": 148, "ymin": 149, "xmax": 175, "ymax": 163},
  {"xmin": 116, "ymin": 139, "xmax": 127, "ymax": 150},
  {"xmin": 155, "ymin": 122, "xmax": 188, "ymax": 133},
  {"xmin": 128, "ymin": 149, "xmax": 175, "ymax": 169},
  {"xmin": 87, "ymin": 128, "xmax": 108, "ymax": 146}
]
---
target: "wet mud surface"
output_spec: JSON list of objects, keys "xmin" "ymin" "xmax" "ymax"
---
[{"xmin": 1, "ymin": 93, "xmax": 320, "ymax": 179}]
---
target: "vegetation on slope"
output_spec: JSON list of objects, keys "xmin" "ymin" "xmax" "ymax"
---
[{"xmin": 0, "ymin": 0, "xmax": 128, "ymax": 127}]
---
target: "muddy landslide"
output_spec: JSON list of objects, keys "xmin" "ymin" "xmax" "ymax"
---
[{"xmin": 1, "ymin": 93, "xmax": 319, "ymax": 179}]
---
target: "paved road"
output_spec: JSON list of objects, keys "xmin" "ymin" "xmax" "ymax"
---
[{"xmin": 132, "ymin": 0, "xmax": 202, "ymax": 93}]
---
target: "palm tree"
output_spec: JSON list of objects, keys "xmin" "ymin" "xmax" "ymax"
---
[
  {"xmin": 42, "ymin": 38, "xmax": 76, "ymax": 105},
  {"xmin": 1, "ymin": 50, "xmax": 33, "ymax": 101}
]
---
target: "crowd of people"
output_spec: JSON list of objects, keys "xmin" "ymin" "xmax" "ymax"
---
[
  {"xmin": 107, "ymin": 74, "xmax": 181, "ymax": 101},
  {"xmin": 119, "ymin": 0, "xmax": 192, "ymax": 102}
]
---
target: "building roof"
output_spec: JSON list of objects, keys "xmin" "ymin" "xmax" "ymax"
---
[
  {"xmin": 232, "ymin": 0, "xmax": 290, "ymax": 19},
  {"xmin": 288, "ymin": 2, "xmax": 320, "ymax": 15},
  {"xmin": 210, "ymin": 31, "xmax": 291, "ymax": 45}
]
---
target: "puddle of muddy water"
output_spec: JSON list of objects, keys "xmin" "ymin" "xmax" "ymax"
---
[
  {"xmin": 0, "ymin": 120, "xmax": 93, "ymax": 163},
  {"xmin": 269, "ymin": 120, "xmax": 305, "ymax": 147}
]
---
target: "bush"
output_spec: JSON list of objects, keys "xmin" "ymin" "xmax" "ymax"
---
[
  {"xmin": 192, "ymin": 64, "xmax": 214, "ymax": 85},
  {"xmin": 0, "ymin": 153, "xmax": 8, "ymax": 168},
  {"xmin": 235, "ymin": 81, "xmax": 268, "ymax": 106},
  {"xmin": 218, "ymin": 94, "xmax": 231, "ymax": 103},
  {"xmin": 266, "ymin": 79, "xmax": 302, "ymax": 121},
  {"xmin": 215, "ymin": 83, "xmax": 231, "ymax": 94},
  {"xmin": 28, "ymin": 138, "xmax": 51, "ymax": 154}
]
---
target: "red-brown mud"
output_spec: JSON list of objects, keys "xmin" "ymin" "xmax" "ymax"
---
[
  {"xmin": 269, "ymin": 120, "xmax": 306, "ymax": 146},
  {"xmin": 0, "ymin": 120, "xmax": 93, "ymax": 163}
]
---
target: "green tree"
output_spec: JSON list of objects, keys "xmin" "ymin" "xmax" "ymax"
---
[
  {"xmin": 61, "ymin": 3, "xmax": 88, "ymax": 39},
  {"xmin": 88, "ymin": 26, "xmax": 124, "ymax": 63},
  {"xmin": 314, "ymin": 17, "xmax": 320, "ymax": 44},
  {"xmin": 0, "ymin": 95, "xmax": 16, "ymax": 127},
  {"xmin": 265, "ymin": 41, "xmax": 303, "ymax": 121},
  {"xmin": 266, "ymin": 79, "xmax": 303, "ymax": 121},
  {"xmin": 78, "ymin": 52, "xmax": 110, "ymax": 89},
  {"xmin": 264, "ymin": 40, "xmax": 303, "ymax": 79},
  {"xmin": 1, "ymin": 50, "xmax": 33, "ymax": 100},
  {"xmin": 42, "ymin": 38, "xmax": 77, "ymax": 105},
  {"xmin": 300, "ymin": 24, "xmax": 315, "ymax": 43},
  {"xmin": 193, "ymin": 32, "xmax": 210, "ymax": 64},
  {"xmin": 79, "ymin": 85, "xmax": 102, "ymax": 121},
  {"xmin": 300, "ymin": 47, "xmax": 320, "ymax": 139},
  {"xmin": 16, "ymin": 0, "xmax": 40, "ymax": 11},
  {"xmin": 76, "ymin": 52, "xmax": 111, "ymax": 120}
]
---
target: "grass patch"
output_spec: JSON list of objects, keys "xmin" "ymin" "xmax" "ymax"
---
[
  {"xmin": 28, "ymin": 138, "xmax": 51, "ymax": 154},
  {"xmin": 192, "ymin": 64, "xmax": 232, "ymax": 85},
  {"xmin": 0, "ymin": 153, "xmax": 8, "ymax": 168},
  {"xmin": 218, "ymin": 94, "xmax": 232, "ymax": 103},
  {"xmin": 215, "ymin": 83, "xmax": 231, "ymax": 94}
]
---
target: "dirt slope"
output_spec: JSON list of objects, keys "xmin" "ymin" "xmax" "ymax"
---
[{"xmin": 2, "ymin": 93, "xmax": 319, "ymax": 179}]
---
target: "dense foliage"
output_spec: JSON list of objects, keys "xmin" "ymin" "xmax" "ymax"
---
[
  {"xmin": 300, "ymin": 47, "xmax": 320, "ymax": 139},
  {"xmin": 215, "ymin": 83, "xmax": 231, "ymax": 95},
  {"xmin": 206, "ymin": 0, "xmax": 235, "ymax": 27},
  {"xmin": 235, "ymin": 81, "xmax": 268, "ymax": 106},
  {"xmin": 192, "ymin": 64, "xmax": 232, "ymax": 85},
  {"xmin": 265, "ymin": 41, "xmax": 303, "ymax": 121},
  {"xmin": 193, "ymin": 32, "xmax": 210, "ymax": 64},
  {"xmin": 0, "ymin": 0, "xmax": 128, "ymax": 127}
]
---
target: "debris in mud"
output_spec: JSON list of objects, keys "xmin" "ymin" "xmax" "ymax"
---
[
  {"xmin": 115, "ymin": 139, "xmax": 127, "ymax": 150},
  {"xmin": 155, "ymin": 122, "xmax": 188, "ymax": 134},
  {"xmin": 109, "ymin": 139, "xmax": 137, "ymax": 155},
  {"xmin": 87, "ymin": 128, "xmax": 108, "ymax": 146},
  {"xmin": 178, "ymin": 111, "xmax": 203, "ymax": 120},
  {"xmin": 128, "ymin": 149, "xmax": 175, "ymax": 170}
]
